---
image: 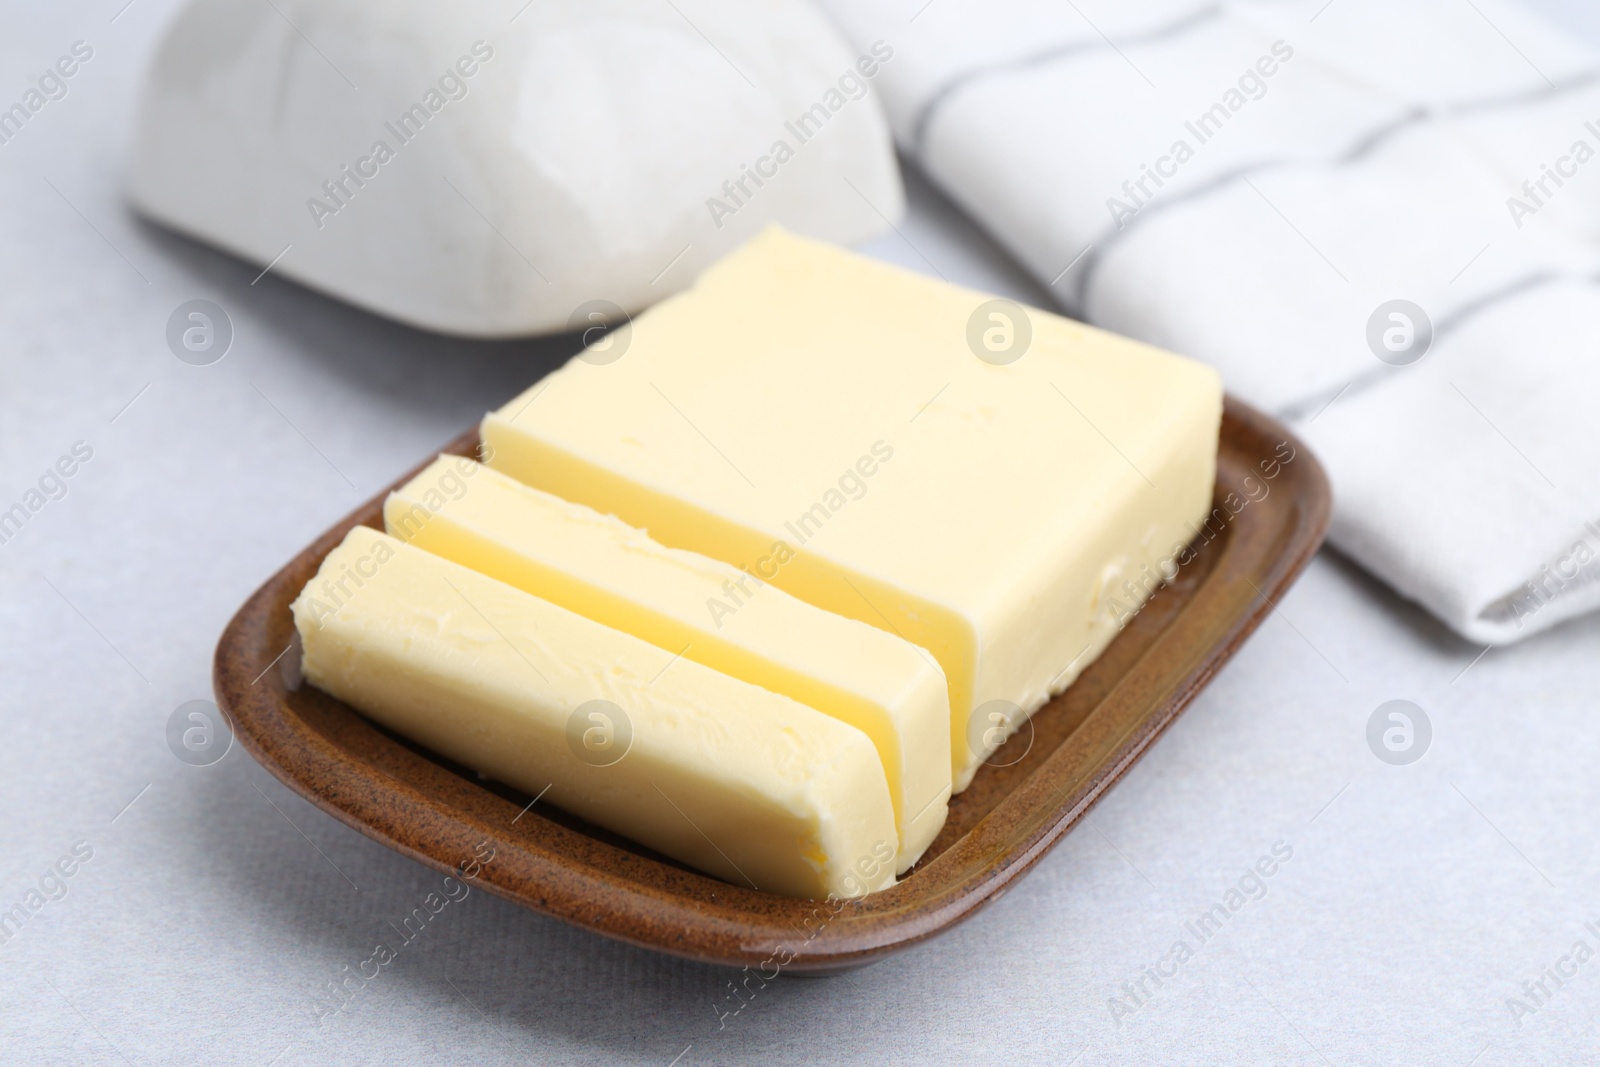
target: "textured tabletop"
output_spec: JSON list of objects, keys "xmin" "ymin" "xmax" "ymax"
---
[{"xmin": 2, "ymin": 2, "xmax": 1598, "ymax": 1064}]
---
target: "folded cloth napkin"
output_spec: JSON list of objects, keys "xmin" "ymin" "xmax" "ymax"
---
[{"xmin": 813, "ymin": 0, "xmax": 1600, "ymax": 644}]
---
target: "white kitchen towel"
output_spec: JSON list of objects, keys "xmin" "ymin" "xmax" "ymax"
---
[{"xmin": 812, "ymin": 0, "xmax": 1600, "ymax": 645}]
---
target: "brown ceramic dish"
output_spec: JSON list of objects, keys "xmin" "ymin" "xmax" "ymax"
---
[{"xmin": 214, "ymin": 395, "xmax": 1329, "ymax": 974}]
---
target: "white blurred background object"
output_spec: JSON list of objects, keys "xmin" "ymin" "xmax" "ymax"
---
[{"xmin": 129, "ymin": 0, "xmax": 903, "ymax": 335}]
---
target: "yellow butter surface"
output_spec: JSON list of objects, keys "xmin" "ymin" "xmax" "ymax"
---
[
  {"xmin": 385, "ymin": 457, "xmax": 950, "ymax": 870},
  {"xmin": 292, "ymin": 525, "xmax": 898, "ymax": 899},
  {"xmin": 483, "ymin": 227, "xmax": 1222, "ymax": 789}
]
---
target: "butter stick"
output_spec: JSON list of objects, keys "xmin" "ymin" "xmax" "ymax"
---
[
  {"xmin": 384, "ymin": 457, "xmax": 950, "ymax": 871},
  {"xmin": 292, "ymin": 525, "xmax": 898, "ymax": 899}
]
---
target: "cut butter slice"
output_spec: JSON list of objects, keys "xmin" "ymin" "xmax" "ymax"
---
[
  {"xmin": 482, "ymin": 226, "xmax": 1223, "ymax": 791},
  {"xmin": 383, "ymin": 456, "xmax": 951, "ymax": 871},
  {"xmin": 292, "ymin": 525, "xmax": 898, "ymax": 899}
]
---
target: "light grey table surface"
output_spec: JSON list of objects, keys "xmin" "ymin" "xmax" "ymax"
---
[{"xmin": 3, "ymin": 2, "xmax": 1598, "ymax": 1065}]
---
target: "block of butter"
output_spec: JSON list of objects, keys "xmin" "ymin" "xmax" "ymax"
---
[
  {"xmin": 384, "ymin": 456, "xmax": 951, "ymax": 871},
  {"xmin": 292, "ymin": 525, "xmax": 898, "ymax": 899},
  {"xmin": 483, "ymin": 227, "xmax": 1223, "ymax": 790}
]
